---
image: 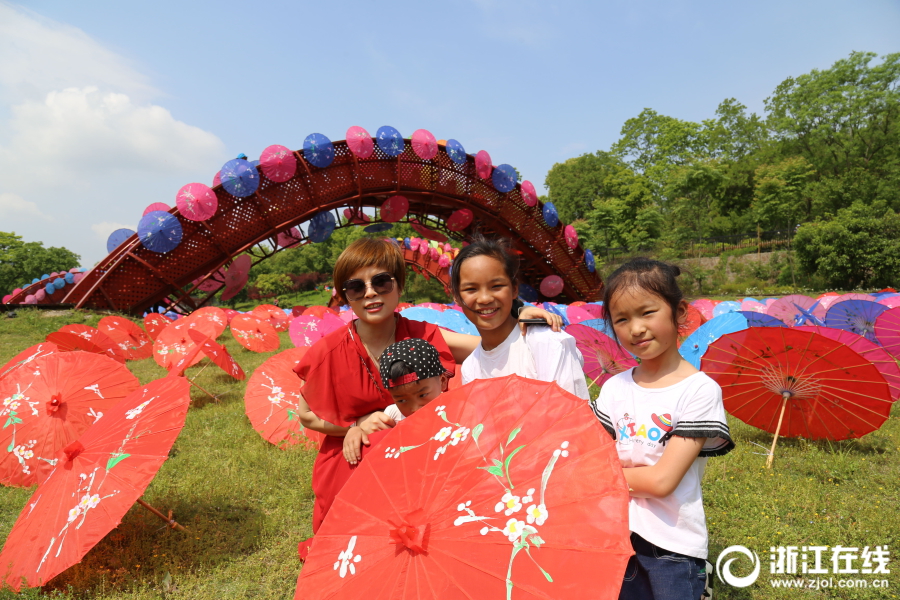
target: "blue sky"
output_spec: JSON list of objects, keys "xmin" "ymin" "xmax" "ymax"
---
[{"xmin": 1, "ymin": 0, "xmax": 898, "ymax": 268}]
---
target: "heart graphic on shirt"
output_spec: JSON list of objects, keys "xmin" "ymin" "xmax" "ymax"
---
[{"xmin": 651, "ymin": 413, "xmax": 673, "ymax": 432}]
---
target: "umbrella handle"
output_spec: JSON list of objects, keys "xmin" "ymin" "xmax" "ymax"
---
[
  {"xmin": 136, "ymin": 498, "xmax": 186, "ymax": 532},
  {"xmin": 587, "ymin": 373, "xmax": 604, "ymax": 390},
  {"xmin": 190, "ymin": 361, "xmax": 211, "ymax": 381},
  {"xmin": 766, "ymin": 394, "xmax": 790, "ymax": 469},
  {"xmin": 188, "ymin": 378, "xmax": 218, "ymax": 403}
]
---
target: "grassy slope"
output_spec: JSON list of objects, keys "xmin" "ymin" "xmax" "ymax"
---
[{"xmin": 0, "ymin": 308, "xmax": 898, "ymax": 599}]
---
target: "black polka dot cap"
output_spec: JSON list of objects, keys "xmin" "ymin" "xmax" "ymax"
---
[{"xmin": 379, "ymin": 338, "xmax": 445, "ymax": 389}]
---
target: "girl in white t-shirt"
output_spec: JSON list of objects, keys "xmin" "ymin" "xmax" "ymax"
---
[
  {"xmin": 451, "ymin": 235, "xmax": 589, "ymax": 400},
  {"xmin": 590, "ymin": 258, "xmax": 734, "ymax": 600}
]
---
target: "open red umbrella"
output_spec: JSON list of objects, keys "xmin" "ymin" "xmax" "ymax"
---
[
  {"xmin": 0, "ymin": 377, "xmax": 191, "ymax": 590},
  {"xmin": 0, "ymin": 342, "xmax": 58, "ymax": 382},
  {"xmin": 346, "ymin": 126, "xmax": 374, "ymax": 159},
  {"xmin": 567, "ymin": 324, "xmax": 638, "ymax": 389},
  {"xmin": 677, "ymin": 304, "xmax": 706, "ymax": 344},
  {"xmin": 702, "ymin": 328, "xmax": 892, "ymax": 467},
  {"xmin": 45, "ymin": 332, "xmax": 121, "ymax": 363},
  {"xmin": 230, "ymin": 315, "xmax": 280, "ymax": 352},
  {"xmin": 0, "ymin": 352, "xmax": 139, "ymax": 487},
  {"xmin": 875, "ymin": 306, "xmax": 900, "ymax": 360},
  {"xmin": 380, "ymin": 195, "xmax": 408, "ymax": 223},
  {"xmin": 58, "ymin": 325, "xmax": 125, "ymax": 363},
  {"xmin": 305, "ymin": 305, "xmax": 337, "ymax": 319},
  {"xmin": 186, "ymin": 306, "xmax": 228, "ymax": 338},
  {"xmin": 188, "ymin": 329, "xmax": 245, "ymax": 380},
  {"xmin": 253, "ymin": 304, "xmax": 291, "ymax": 332},
  {"xmin": 143, "ymin": 313, "xmax": 171, "ymax": 341},
  {"xmin": 295, "ymin": 375, "xmax": 631, "ymax": 600},
  {"xmin": 691, "ymin": 299, "xmax": 716, "ymax": 320},
  {"xmin": 411, "ymin": 129, "xmax": 438, "ymax": 160},
  {"xmin": 245, "ymin": 347, "xmax": 323, "ymax": 450},
  {"xmin": 153, "ymin": 319, "xmax": 205, "ymax": 371},
  {"xmin": 221, "ymin": 255, "xmax": 252, "ymax": 302},
  {"xmin": 97, "ymin": 316, "xmax": 152, "ymax": 361}
]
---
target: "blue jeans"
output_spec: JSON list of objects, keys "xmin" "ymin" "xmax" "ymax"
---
[{"xmin": 619, "ymin": 532, "xmax": 707, "ymax": 600}]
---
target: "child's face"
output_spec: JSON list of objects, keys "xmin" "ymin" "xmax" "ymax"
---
[
  {"xmin": 390, "ymin": 373, "xmax": 449, "ymax": 418},
  {"xmin": 609, "ymin": 288, "xmax": 686, "ymax": 362},
  {"xmin": 456, "ymin": 255, "xmax": 518, "ymax": 333},
  {"xmin": 345, "ymin": 264, "xmax": 401, "ymax": 326}
]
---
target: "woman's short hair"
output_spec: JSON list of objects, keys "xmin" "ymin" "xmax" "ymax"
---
[{"xmin": 332, "ymin": 238, "xmax": 406, "ymax": 305}]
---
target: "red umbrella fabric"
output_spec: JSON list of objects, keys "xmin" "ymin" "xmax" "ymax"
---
[
  {"xmin": 0, "ymin": 342, "xmax": 58, "ymax": 382},
  {"xmin": 678, "ymin": 304, "xmax": 706, "ymax": 341},
  {"xmin": 305, "ymin": 305, "xmax": 337, "ymax": 319},
  {"xmin": 567, "ymin": 324, "xmax": 638, "ymax": 387},
  {"xmin": 346, "ymin": 126, "xmax": 374, "ymax": 159},
  {"xmin": 540, "ymin": 276, "xmax": 564, "ymax": 298},
  {"xmin": 221, "ymin": 255, "xmax": 252, "ymax": 302},
  {"xmin": 253, "ymin": 304, "xmax": 291, "ymax": 332},
  {"xmin": 0, "ymin": 377, "xmax": 191, "ymax": 590},
  {"xmin": 702, "ymin": 328, "xmax": 892, "ymax": 441},
  {"xmin": 58, "ymin": 325, "xmax": 125, "ymax": 363},
  {"xmin": 45, "ymin": 332, "xmax": 121, "ymax": 363},
  {"xmin": 875, "ymin": 306, "xmax": 900, "ymax": 360},
  {"xmin": 0, "ymin": 352, "xmax": 139, "ymax": 487},
  {"xmin": 691, "ymin": 299, "xmax": 716, "ymax": 321},
  {"xmin": 260, "ymin": 144, "xmax": 297, "ymax": 182},
  {"xmin": 409, "ymin": 220, "xmax": 448, "ymax": 242},
  {"xmin": 411, "ymin": 129, "xmax": 438, "ymax": 160},
  {"xmin": 187, "ymin": 306, "xmax": 228, "ymax": 338},
  {"xmin": 380, "ymin": 195, "xmax": 408, "ymax": 223},
  {"xmin": 97, "ymin": 316, "xmax": 152, "ymax": 361},
  {"xmin": 245, "ymin": 348, "xmax": 324, "ymax": 449},
  {"xmin": 187, "ymin": 330, "xmax": 245, "ymax": 380},
  {"xmin": 175, "ymin": 183, "xmax": 217, "ymax": 221},
  {"xmin": 153, "ymin": 319, "xmax": 206, "ymax": 371},
  {"xmin": 230, "ymin": 315, "xmax": 280, "ymax": 352},
  {"xmin": 445, "ymin": 209, "xmax": 474, "ymax": 232},
  {"xmin": 278, "ymin": 227, "xmax": 303, "ymax": 249},
  {"xmin": 143, "ymin": 314, "xmax": 171, "ymax": 341},
  {"xmin": 294, "ymin": 375, "xmax": 632, "ymax": 600}
]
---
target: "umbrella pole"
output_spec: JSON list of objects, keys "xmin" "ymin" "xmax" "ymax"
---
[
  {"xmin": 190, "ymin": 361, "xmax": 211, "ymax": 381},
  {"xmin": 136, "ymin": 498, "xmax": 186, "ymax": 531},
  {"xmin": 587, "ymin": 373, "xmax": 605, "ymax": 390},
  {"xmin": 188, "ymin": 379, "xmax": 218, "ymax": 402},
  {"xmin": 766, "ymin": 393, "xmax": 790, "ymax": 469}
]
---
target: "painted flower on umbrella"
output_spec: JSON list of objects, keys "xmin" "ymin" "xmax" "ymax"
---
[
  {"xmin": 495, "ymin": 492, "xmax": 523, "ymax": 516},
  {"xmin": 334, "ymin": 536, "xmax": 362, "ymax": 578},
  {"xmin": 268, "ymin": 385, "xmax": 285, "ymax": 404},
  {"xmin": 525, "ymin": 503, "xmax": 549, "ymax": 526},
  {"xmin": 501, "ymin": 519, "xmax": 529, "ymax": 543},
  {"xmin": 434, "ymin": 426, "xmax": 453, "ymax": 442}
]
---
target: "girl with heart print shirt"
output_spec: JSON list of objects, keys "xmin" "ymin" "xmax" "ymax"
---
[{"xmin": 590, "ymin": 258, "xmax": 734, "ymax": 600}]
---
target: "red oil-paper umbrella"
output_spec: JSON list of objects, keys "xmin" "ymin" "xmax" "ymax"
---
[
  {"xmin": 380, "ymin": 195, "xmax": 408, "ymax": 222},
  {"xmin": 58, "ymin": 324, "xmax": 125, "ymax": 362},
  {"xmin": 0, "ymin": 377, "xmax": 191, "ymax": 591},
  {"xmin": 188, "ymin": 329, "xmax": 245, "ymax": 380},
  {"xmin": 45, "ymin": 331, "xmax": 122, "ymax": 363},
  {"xmin": 567, "ymin": 324, "xmax": 638, "ymax": 390},
  {"xmin": 0, "ymin": 342, "xmax": 58, "ymax": 382},
  {"xmin": 245, "ymin": 347, "xmax": 324, "ymax": 450},
  {"xmin": 187, "ymin": 306, "xmax": 228, "ymax": 338},
  {"xmin": 221, "ymin": 255, "xmax": 252, "ymax": 302},
  {"xmin": 475, "ymin": 149, "xmax": 492, "ymax": 179},
  {"xmin": 875, "ymin": 306, "xmax": 900, "ymax": 360},
  {"xmin": 97, "ymin": 316, "xmax": 152, "ymax": 361},
  {"xmin": 143, "ymin": 313, "xmax": 171, "ymax": 341},
  {"xmin": 410, "ymin": 129, "xmax": 438, "ymax": 160},
  {"xmin": 253, "ymin": 304, "xmax": 291, "ymax": 332},
  {"xmin": 153, "ymin": 319, "xmax": 203, "ymax": 371},
  {"xmin": 445, "ymin": 208, "xmax": 473, "ymax": 232},
  {"xmin": 678, "ymin": 304, "xmax": 706, "ymax": 343},
  {"xmin": 294, "ymin": 375, "xmax": 632, "ymax": 600},
  {"xmin": 0, "ymin": 352, "xmax": 139, "ymax": 487},
  {"xmin": 305, "ymin": 305, "xmax": 337, "ymax": 319},
  {"xmin": 702, "ymin": 328, "xmax": 893, "ymax": 468},
  {"xmin": 346, "ymin": 126, "xmax": 374, "ymax": 159},
  {"xmin": 260, "ymin": 144, "xmax": 297, "ymax": 182},
  {"xmin": 230, "ymin": 314, "xmax": 280, "ymax": 352}
]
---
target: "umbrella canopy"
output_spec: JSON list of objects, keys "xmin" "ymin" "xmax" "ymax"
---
[
  {"xmin": 245, "ymin": 347, "xmax": 324, "ymax": 450},
  {"xmin": 400, "ymin": 307, "xmax": 478, "ymax": 336},
  {"xmin": 380, "ymin": 195, "xmax": 408, "ymax": 222},
  {"xmin": 346, "ymin": 126, "xmax": 374, "ymax": 159},
  {"xmin": 376, "ymin": 126, "xmax": 404, "ymax": 156},
  {"xmin": 152, "ymin": 317, "xmax": 215, "ymax": 371},
  {"xmin": 491, "ymin": 164, "xmax": 517, "ymax": 193},
  {"xmin": 734, "ymin": 311, "xmax": 788, "ymax": 329},
  {"xmin": 175, "ymin": 183, "xmax": 218, "ymax": 222},
  {"xmin": 142, "ymin": 202, "xmax": 170, "ymax": 216},
  {"xmin": 474, "ymin": 149, "xmax": 492, "ymax": 179},
  {"xmin": 289, "ymin": 315, "xmax": 329, "ymax": 348},
  {"xmin": 220, "ymin": 158, "xmax": 260, "ymax": 197},
  {"xmin": 875, "ymin": 306, "xmax": 900, "ymax": 360},
  {"xmin": 252, "ymin": 304, "xmax": 292, "ymax": 332},
  {"xmin": 105, "ymin": 228, "xmax": 134, "ymax": 254},
  {"xmin": 445, "ymin": 139, "xmax": 466, "ymax": 164},
  {"xmin": 878, "ymin": 296, "xmax": 900, "ymax": 309},
  {"xmin": 563, "ymin": 225, "xmax": 579, "ymax": 249},
  {"xmin": 0, "ymin": 342, "xmax": 58, "ymax": 382},
  {"xmin": 823, "ymin": 299, "xmax": 889, "ymax": 344},
  {"xmin": 304, "ymin": 133, "xmax": 336, "ymax": 168},
  {"xmin": 230, "ymin": 315, "xmax": 280, "ymax": 352},
  {"xmin": 445, "ymin": 209, "xmax": 474, "ymax": 231},
  {"xmin": 766, "ymin": 295, "xmax": 825, "ymax": 326},
  {"xmin": 0, "ymin": 377, "xmax": 191, "ymax": 590},
  {"xmin": 309, "ymin": 211, "xmax": 337, "ymax": 243},
  {"xmin": 539, "ymin": 275, "xmax": 563, "ymax": 298},
  {"xmin": 187, "ymin": 330, "xmax": 245, "ymax": 380},
  {"xmin": 259, "ymin": 144, "xmax": 297, "ymax": 182},
  {"xmin": 294, "ymin": 375, "xmax": 632, "ymax": 600},
  {"xmin": 137, "ymin": 211, "xmax": 183, "ymax": 253},
  {"xmin": 277, "ymin": 227, "xmax": 303, "ymax": 249},
  {"xmin": 97, "ymin": 316, "xmax": 152, "ymax": 361},
  {"xmin": 567, "ymin": 324, "xmax": 638, "ymax": 388},
  {"xmin": 679, "ymin": 304, "xmax": 706, "ymax": 340},
  {"xmin": 679, "ymin": 312, "xmax": 747, "ymax": 369},
  {"xmin": 305, "ymin": 305, "xmax": 338, "ymax": 319},
  {"xmin": 411, "ymin": 129, "xmax": 438, "ymax": 160},
  {"xmin": 712, "ymin": 300, "xmax": 741, "ymax": 317},
  {"xmin": 142, "ymin": 313, "xmax": 171, "ymax": 342},
  {"xmin": 363, "ymin": 223, "xmax": 393, "ymax": 233},
  {"xmin": 702, "ymin": 328, "xmax": 893, "ymax": 441},
  {"xmin": 0, "ymin": 352, "xmax": 139, "ymax": 487},
  {"xmin": 57, "ymin": 325, "xmax": 125, "ymax": 363},
  {"xmin": 565, "ymin": 306, "xmax": 594, "ymax": 326},
  {"xmin": 45, "ymin": 332, "xmax": 114, "ymax": 362},
  {"xmin": 520, "ymin": 180, "xmax": 538, "ymax": 207},
  {"xmin": 542, "ymin": 202, "xmax": 559, "ymax": 228},
  {"xmin": 187, "ymin": 307, "xmax": 228, "ymax": 338},
  {"xmin": 222, "ymin": 255, "xmax": 252, "ymax": 302}
]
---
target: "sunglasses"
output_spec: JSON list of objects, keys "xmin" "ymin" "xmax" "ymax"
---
[{"xmin": 342, "ymin": 272, "xmax": 395, "ymax": 301}]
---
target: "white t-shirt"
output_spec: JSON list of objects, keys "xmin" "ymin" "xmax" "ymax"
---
[
  {"xmin": 384, "ymin": 404, "xmax": 405, "ymax": 422},
  {"xmin": 461, "ymin": 325, "xmax": 590, "ymax": 400},
  {"xmin": 591, "ymin": 368, "xmax": 734, "ymax": 559}
]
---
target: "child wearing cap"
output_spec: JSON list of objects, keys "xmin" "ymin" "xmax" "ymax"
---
[{"xmin": 342, "ymin": 338, "xmax": 449, "ymax": 465}]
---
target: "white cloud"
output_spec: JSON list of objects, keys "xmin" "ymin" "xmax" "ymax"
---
[
  {"xmin": 91, "ymin": 221, "xmax": 133, "ymax": 242},
  {"xmin": 0, "ymin": 192, "xmax": 50, "ymax": 220}
]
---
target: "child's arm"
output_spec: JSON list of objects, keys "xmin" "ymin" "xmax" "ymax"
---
[
  {"xmin": 342, "ymin": 412, "xmax": 398, "ymax": 465},
  {"xmin": 440, "ymin": 307, "xmax": 563, "ymax": 363},
  {"xmin": 623, "ymin": 436, "xmax": 706, "ymax": 498},
  {"xmin": 297, "ymin": 394, "xmax": 349, "ymax": 437}
]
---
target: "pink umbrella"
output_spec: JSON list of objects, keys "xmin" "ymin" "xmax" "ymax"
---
[
  {"xmin": 875, "ymin": 306, "xmax": 900, "ymax": 360},
  {"xmin": 380, "ymin": 195, "xmax": 408, "ymax": 222},
  {"xmin": 691, "ymin": 299, "xmax": 717, "ymax": 320},
  {"xmin": 142, "ymin": 202, "xmax": 170, "ymax": 216},
  {"xmin": 35, "ymin": 289, "xmax": 46, "ymax": 301},
  {"xmin": 766, "ymin": 295, "xmax": 825, "ymax": 326},
  {"xmin": 540, "ymin": 275, "xmax": 564, "ymax": 297},
  {"xmin": 175, "ymin": 183, "xmax": 218, "ymax": 221},
  {"xmin": 740, "ymin": 299, "xmax": 767, "ymax": 313},
  {"xmin": 567, "ymin": 324, "xmax": 639, "ymax": 388},
  {"xmin": 340, "ymin": 309, "xmax": 357, "ymax": 324},
  {"xmin": 213, "ymin": 171, "xmax": 221, "ymax": 186},
  {"xmin": 342, "ymin": 208, "xmax": 370, "ymax": 224},
  {"xmin": 346, "ymin": 126, "xmax": 374, "ymax": 158},
  {"xmin": 277, "ymin": 227, "xmax": 302, "ymax": 249},
  {"xmin": 796, "ymin": 325, "xmax": 900, "ymax": 403},
  {"xmin": 566, "ymin": 305, "xmax": 594, "ymax": 325},
  {"xmin": 411, "ymin": 129, "xmax": 438, "ymax": 160},
  {"xmin": 289, "ymin": 316, "xmax": 327, "ymax": 348},
  {"xmin": 475, "ymin": 150, "xmax": 492, "ymax": 179},
  {"xmin": 878, "ymin": 296, "xmax": 900, "ymax": 309},
  {"xmin": 221, "ymin": 255, "xmax": 251, "ymax": 302},
  {"xmin": 417, "ymin": 302, "xmax": 445, "ymax": 312},
  {"xmin": 260, "ymin": 144, "xmax": 297, "ymax": 182},
  {"xmin": 319, "ymin": 312, "xmax": 345, "ymax": 336},
  {"xmin": 446, "ymin": 208, "xmax": 474, "ymax": 231},
  {"xmin": 438, "ymin": 254, "xmax": 451, "ymax": 268},
  {"xmin": 2, "ymin": 295, "xmax": 11, "ymax": 304},
  {"xmin": 580, "ymin": 303, "xmax": 604, "ymax": 319},
  {"xmin": 833, "ymin": 293, "xmax": 874, "ymax": 305},
  {"xmin": 564, "ymin": 225, "xmax": 579, "ymax": 249},
  {"xmin": 521, "ymin": 180, "xmax": 538, "ymax": 207}
]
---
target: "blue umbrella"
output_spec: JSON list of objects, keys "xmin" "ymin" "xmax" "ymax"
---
[
  {"xmin": 580, "ymin": 318, "xmax": 615, "ymax": 338},
  {"xmin": 220, "ymin": 158, "xmax": 259, "ymax": 197},
  {"xmin": 106, "ymin": 228, "xmax": 135, "ymax": 254},
  {"xmin": 138, "ymin": 211, "xmax": 183, "ymax": 253},
  {"xmin": 403, "ymin": 237, "xmax": 411, "ymax": 249},
  {"xmin": 445, "ymin": 139, "xmax": 466, "ymax": 164},
  {"xmin": 364, "ymin": 223, "xmax": 393, "ymax": 233},
  {"xmin": 44, "ymin": 283, "xmax": 55, "ymax": 296},
  {"xmin": 308, "ymin": 211, "xmax": 336, "ymax": 243},
  {"xmin": 41, "ymin": 274, "xmax": 50, "ymax": 280},
  {"xmin": 543, "ymin": 303, "xmax": 570, "ymax": 327},
  {"xmin": 31, "ymin": 278, "xmax": 39, "ymax": 285},
  {"xmin": 492, "ymin": 164, "xmax": 517, "ymax": 193},
  {"xmin": 712, "ymin": 300, "xmax": 741, "ymax": 317},
  {"xmin": 52, "ymin": 278, "xmax": 66, "ymax": 290},
  {"xmin": 735, "ymin": 311, "xmax": 786, "ymax": 328},
  {"xmin": 584, "ymin": 249, "xmax": 596, "ymax": 273},
  {"xmin": 303, "ymin": 133, "xmax": 335, "ymax": 168},
  {"xmin": 64, "ymin": 273, "xmax": 75, "ymax": 284},
  {"xmin": 824, "ymin": 299, "xmax": 890, "ymax": 344},
  {"xmin": 542, "ymin": 202, "xmax": 559, "ymax": 227},
  {"xmin": 376, "ymin": 126, "xmax": 404, "ymax": 156},
  {"xmin": 679, "ymin": 312, "xmax": 748, "ymax": 369},
  {"xmin": 518, "ymin": 283, "xmax": 538, "ymax": 303},
  {"xmin": 400, "ymin": 307, "xmax": 478, "ymax": 336}
]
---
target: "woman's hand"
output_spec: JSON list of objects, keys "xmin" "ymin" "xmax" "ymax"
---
[
  {"xmin": 519, "ymin": 306, "xmax": 563, "ymax": 333},
  {"xmin": 342, "ymin": 426, "xmax": 367, "ymax": 465},
  {"xmin": 358, "ymin": 411, "xmax": 396, "ymax": 435}
]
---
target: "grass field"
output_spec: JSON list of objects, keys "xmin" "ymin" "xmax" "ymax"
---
[{"xmin": 0, "ymin": 308, "xmax": 898, "ymax": 599}]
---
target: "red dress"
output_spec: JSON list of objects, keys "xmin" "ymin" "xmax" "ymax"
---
[{"xmin": 294, "ymin": 316, "xmax": 455, "ymax": 533}]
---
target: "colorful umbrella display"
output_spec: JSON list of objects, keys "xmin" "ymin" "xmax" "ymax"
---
[
  {"xmin": 540, "ymin": 275, "xmax": 564, "ymax": 298},
  {"xmin": 294, "ymin": 375, "xmax": 632, "ymax": 600},
  {"xmin": 376, "ymin": 126, "xmax": 404, "ymax": 156},
  {"xmin": 97, "ymin": 316, "xmax": 152, "ymax": 361},
  {"xmin": 823, "ymin": 299, "xmax": 889, "ymax": 344},
  {"xmin": 308, "ymin": 211, "xmax": 337, "ymax": 243},
  {"xmin": 252, "ymin": 304, "xmax": 291, "ymax": 332},
  {"xmin": 153, "ymin": 319, "xmax": 204, "ymax": 371},
  {"xmin": 143, "ymin": 313, "xmax": 171, "ymax": 342},
  {"xmin": 220, "ymin": 158, "xmax": 260, "ymax": 197},
  {"xmin": 187, "ymin": 330, "xmax": 245, "ymax": 380},
  {"xmin": 735, "ymin": 311, "xmax": 787, "ymax": 329},
  {"xmin": 260, "ymin": 144, "xmax": 297, "ymax": 182},
  {"xmin": 712, "ymin": 300, "xmax": 741, "ymax": 317},
  {"xmin": 230, "ymin": 315, "xmax": 280, "ymax": 352},
  {"xmin": 0, "ymin": 342, "xmax": 58, "ymax": 382},
  {"xmin": 142, "ymin": 202, "xmax": 170, "ymax": 216},
  {"xmin": 474, "ymin": 149, "xmax": 492, "ymax": 179},
  {"xmin": 0, "ymin": 352, "xmax": 139, "ymax": 487},
  {"xmin": 567, "ymin": 324, "xmax": 638, "ymax": 388},
  {"xmin": 346, "ymin": 126, "xmax": 374, "ymax": 159},
  {"xmin": 491, "ymin": 164, "xmax": 517, "ymax": 193},
  {"xmin": 58, "ymin": 325, "xmax": 125, "ymax": 363},
  {"xmin": 138, "ymin": 211, "xmax": 183, "ymax": 253},
  {"xmin": 766, "ymin": 295, "xmax": 825, "ymax": 326},
  {"xmin": 304, "ymin": 133, "xmax": 335, "ymax": 168},
  {"xmin": 411, "ymin": 129, "xmax": 438, "ymax": 160},
  {"xmin": 106, "ymin": 228, "xmax": 134, "ymax": 254},
  {"xmin": 445, "ymin": 139, "xmax": 466, "ymax": 164},
  {"xmin": 520, "ymin": 180, "xmax": 538, "ymax": 207},
  {"xmin": 678, "ymin": 312, "xmax": 747, "ymax": 369},
  {"xmin": 289, "ymin": 316, "xmax": 331, "ymax": 348},
  {"xmin": 0, "ymin": 377, "xmax": 191, "ymax": 590},
  {"xmin": 187, "ymin": 306, "xmax": 228, "ymax": 338},
  {"xmin": 245, "ymin": 348, "xmax": 324, "ymax": 450},
  {"xmin": 175, "ymin": 183, "xmax": 218, "ymax": 221},
  {"xmin": 875, "ymin": 306, "xmax": 900, "ymax": 360}
]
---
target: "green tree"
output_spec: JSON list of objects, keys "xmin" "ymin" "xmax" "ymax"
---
[
  {"xmin": 584, "ymin": 167, "xmax": 662, "ymax": 250},
  {"xmin": 0, "ymin": 232, "xmax": 81, "ymax": 295},
  {"xmin": 543, "ymin": 151, "xmax": 626, "ymax": 223},
  {"xmin": 254, "ymin": 273, "xmax": 292, "ymax": 297},
  {"xmin": 752, "ymin": 156, "xmax": 817, "ymax": 230},
  {"xmin": 665, "ymin": 162, "xmax": 728, "ymax": 241}
]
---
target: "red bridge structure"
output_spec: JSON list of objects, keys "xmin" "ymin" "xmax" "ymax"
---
[{"xmin": 4, "ymin": 134, "xmax": 601, "ymax": 315}]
